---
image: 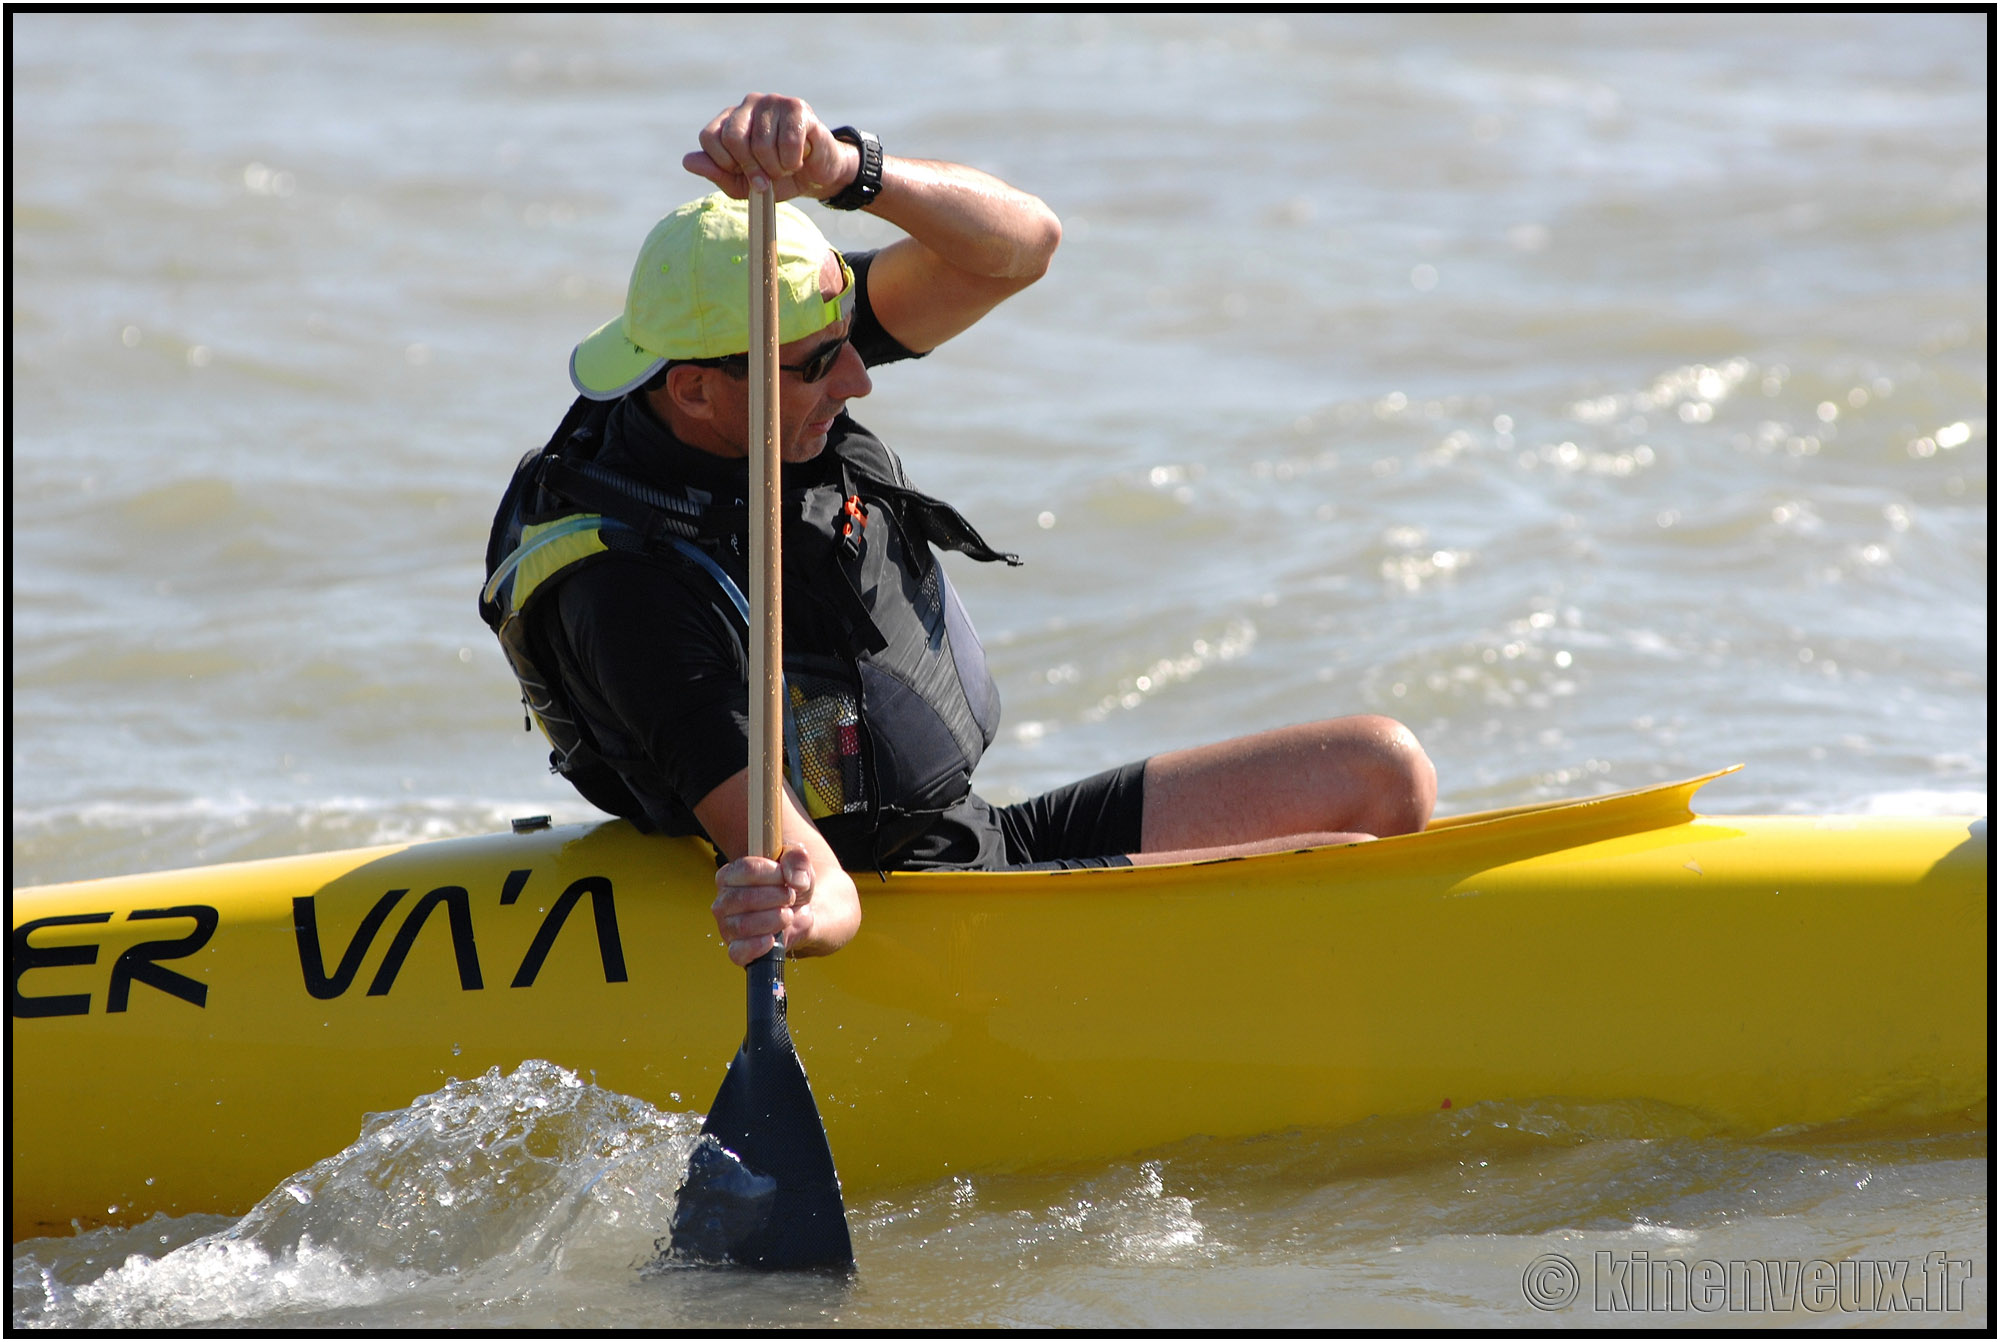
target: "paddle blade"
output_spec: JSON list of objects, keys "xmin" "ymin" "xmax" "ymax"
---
[
  {"xmin": 667, "ymin": 949, "xmax": 852, "ymax": 1271},
  {"xmin": 665, "ymin": 1133, "xmax": 778, "ymax": 1262}
]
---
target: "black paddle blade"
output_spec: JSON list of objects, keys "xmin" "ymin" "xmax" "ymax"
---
[{"xmin": 667, "ymin": 947, "xmax": 852, "ymax": 1271}]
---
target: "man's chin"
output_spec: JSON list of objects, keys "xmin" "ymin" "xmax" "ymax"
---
[{"xmin": 783, "ymin": 431, "xmax": 832, "ymax": 463}]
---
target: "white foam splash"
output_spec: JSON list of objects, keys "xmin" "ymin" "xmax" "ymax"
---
[
  {"xmin": 16, "ymin": 1062, "xmax": 703, "ymax": 1329},
  {"xmin": 40, "ymin": 1234, "xmax": 420, "ymax": 1328},
  {"xmin": 1028, "ymin": 1160, "xmax": 1215, "ymax": 1265}
]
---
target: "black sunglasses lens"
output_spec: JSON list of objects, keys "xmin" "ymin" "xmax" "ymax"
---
[{"xmin": 802, "ymin": 335, "xmax": 846, "ymax": 383}]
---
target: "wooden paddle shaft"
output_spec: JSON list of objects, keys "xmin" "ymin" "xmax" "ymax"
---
[{"xmin": 746, "ymin": 184, "xmax": 784, "ymax": 862}]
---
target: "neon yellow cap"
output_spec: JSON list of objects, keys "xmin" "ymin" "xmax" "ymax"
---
[{"xmin": 569, "ymin": 191, "xmax": 850, "ymax": 400}]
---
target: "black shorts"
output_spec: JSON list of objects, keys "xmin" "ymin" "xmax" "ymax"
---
[
  {"xmin": 991, "ymin": 758, "xmax": 1147, "ymax": 870},
  {"xmin": 882, "ymin": 759, "xmax": 1147, "ymax": 872}
]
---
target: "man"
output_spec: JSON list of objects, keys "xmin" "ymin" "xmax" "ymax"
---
[{"xmin": 483, "ymin": 94, "xmax": 1436, "ymax": 969}]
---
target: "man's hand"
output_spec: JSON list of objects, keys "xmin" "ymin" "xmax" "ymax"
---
[
  {"xmin": 712, "ymin": 841, "xmax": 818, "ymax": 966},
  {"xmin": 694, "ymin": 771, "xmax": 862, "ymax": 966},
  {"xmin": 685, "ymin": 93, "xmax": 859, "ymax": 203}
]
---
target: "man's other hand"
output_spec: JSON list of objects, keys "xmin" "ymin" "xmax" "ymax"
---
[
  {"xmin": 712, "ymin": 841, "xmax": 818, "ymax": 966},
  {"xmin": 685, "ymin": 93, "xmax": 858, "ymax": 203}
]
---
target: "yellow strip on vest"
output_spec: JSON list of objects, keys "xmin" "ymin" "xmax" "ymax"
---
[{"xmin": 509, "ymin": 516, "xmax": 610, "ymax": 613}]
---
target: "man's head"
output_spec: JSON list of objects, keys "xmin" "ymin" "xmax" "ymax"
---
[{"xmin": 570, "ymin": 192, "xmax": 870, "ymax": 462}]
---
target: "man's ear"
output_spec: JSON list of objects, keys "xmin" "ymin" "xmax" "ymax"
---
[{"xmin": 657, "ymin": 364, "xmax": 716, "ymax": 422}]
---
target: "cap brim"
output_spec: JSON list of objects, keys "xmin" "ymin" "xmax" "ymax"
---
[{"xmin": 570, "ymin": 315, "xmax": 668, "ymax": 401}]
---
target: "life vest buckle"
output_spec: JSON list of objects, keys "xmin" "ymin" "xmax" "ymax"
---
[{"xmin": 840, "ymin": 494, "xmax": 868, "ymax": 541}]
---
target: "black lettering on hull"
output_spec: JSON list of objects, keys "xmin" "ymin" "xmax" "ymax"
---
[
  {"xmin": 10, "ymin": 913, "xmax": 112, "ymax": 1017},
  {"xmin": 294, "ymin": 889, "xmax": 407, "ymax": 1000},
  {"xmin": 17, "ymin": 869, "xmax": 634, "ymax": 1009},
  {"xmin": 510, "ymin": 876, "xmax": 627, "ymax": 987},
  {"xmin": 12, "ymin": 907, "xmax": 220, "ymax": 1016},
  {"xmin": 108, "ymin": 906, "xmax": 220, "ymax": 1011},
  {"xmin": 367, "ymin": 886, "xmax": 483, "ymax": 996}
]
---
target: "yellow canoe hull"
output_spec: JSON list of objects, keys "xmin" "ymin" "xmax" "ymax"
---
[{"xmin": 10, "ymin": 768, "xmax": 1987, "ymax": 1240}]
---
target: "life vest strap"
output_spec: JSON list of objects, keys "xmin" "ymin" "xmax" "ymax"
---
[{"xmin": 540, "ymin": 456, "xmax": 713, "ymax": 545}]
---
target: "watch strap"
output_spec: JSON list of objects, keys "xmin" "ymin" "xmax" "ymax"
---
[{"xmin": 822, "ymin": 126, "xmax": 883, "ymax": 211}]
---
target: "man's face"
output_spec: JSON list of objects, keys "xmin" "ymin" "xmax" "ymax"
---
[{"xmin": 665, "ymin": 249, "xmax": 873, "ymax": 464}]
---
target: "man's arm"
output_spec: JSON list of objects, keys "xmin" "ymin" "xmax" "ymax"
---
[
  {"xmin": 694, "ymin": 768, "xmax": 862, "ymax": 967},
  {"xmin": 684, "ymin": 93, "xmax": 1062, "ymax": 354}
]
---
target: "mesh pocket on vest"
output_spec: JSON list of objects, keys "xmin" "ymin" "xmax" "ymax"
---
[{"xmin": 788, "ymin": 677, "xmax": 866, "ymax": 819}]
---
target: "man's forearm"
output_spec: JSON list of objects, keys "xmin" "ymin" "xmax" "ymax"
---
[
  {"xmin": 685, "ymin": 93, "xmax": 1058, "ymax": 280},
  {"xmin": 683, "ymin": 94, "xmax": 1060, "ymax": 352},
  {"xmin": 866, "ymin": 155, "xmax": 1062, "ymax": 283}
]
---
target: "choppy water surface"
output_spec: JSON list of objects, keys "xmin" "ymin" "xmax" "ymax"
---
[
  {"xmin": 11, "ymin": 12, "xmax": 1988, "ymax": 1330},
  {"xmin": 11, "ymin": 1065, "xmax": 1987, "ymax": 1330}
]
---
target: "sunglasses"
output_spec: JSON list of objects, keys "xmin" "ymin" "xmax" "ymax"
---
[{"xmin": 674, "ymin": 329, "xmax": 849, "ymax": 385}]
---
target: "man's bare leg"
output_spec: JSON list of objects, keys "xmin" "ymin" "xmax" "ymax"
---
[{"xmin": 1129, "ymin": 715, "xmax": 1436, "ymax": 866}]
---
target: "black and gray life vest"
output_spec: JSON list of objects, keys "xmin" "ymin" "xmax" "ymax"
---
[{"xmin": 479, "ymin": 396, "xmax": 1018, "ymax": 866}]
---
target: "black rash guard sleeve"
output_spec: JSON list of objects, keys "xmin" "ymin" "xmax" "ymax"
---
[
  {"xmin": 844, "ymin": 249, "xmax": 925, "ymax": 369},
  {"xmin": 551, "ymin": 555, "xmax": 753, "ymax": 826}
]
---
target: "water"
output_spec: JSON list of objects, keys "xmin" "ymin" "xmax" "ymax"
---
[
  {"xmin": 11, "ymin": 12, "xmax": 1988, "ymax": 1329},
  {"xmin": 11, "ymin": 1064, "xmax": 1987, "ymax": 1330}
]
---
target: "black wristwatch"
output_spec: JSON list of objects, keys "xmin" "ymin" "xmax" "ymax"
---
[{"xmin": 822, "ymin": 126, "xmax": 883, "ymax": 211}]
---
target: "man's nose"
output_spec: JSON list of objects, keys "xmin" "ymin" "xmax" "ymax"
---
[{"xmin": 828, "ymin": 341, "xmax": 871, "ymax": 400}]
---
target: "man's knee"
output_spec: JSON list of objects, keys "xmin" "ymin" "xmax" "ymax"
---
[{"xmin": 1340, "ymin": 714, "xmax": 1436, "ymax": 835}]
